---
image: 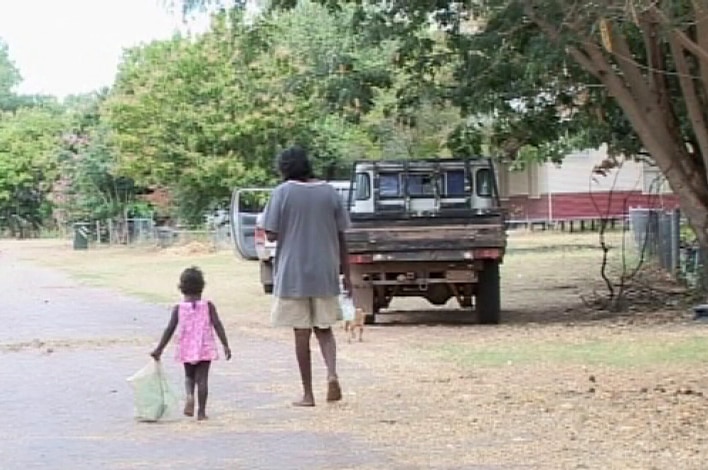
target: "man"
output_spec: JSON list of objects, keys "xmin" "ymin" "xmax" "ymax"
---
[{"xmin": 263, "ymin": 146, "xmax": 351, "ymax": 407}]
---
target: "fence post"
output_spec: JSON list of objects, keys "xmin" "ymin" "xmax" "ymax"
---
[{"xmin": 670, "ymin": 209, "xmax": 681, "ymax": 275}]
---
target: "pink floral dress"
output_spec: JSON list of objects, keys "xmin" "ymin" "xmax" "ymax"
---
[{"xmin": 175, "ymin": 300, "xmax": 218, "ymax": 364}]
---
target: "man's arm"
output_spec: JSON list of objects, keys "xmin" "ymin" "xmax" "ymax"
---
[
  {"xmin": 208, "ymin": 302, "xmax": 232, "ymax": 360},
  {"xmin": 338, "ymin": 231, "xmax": 351, "ymax": 294},
  {"xmin": 334, "ymin": 192, "xmax": 352, "ymax": 293},
  {"xmin": 263, "ymin": 187, "xmax": 282, "ymax": 243},
  {"xmin": 151, "ymin": 306, "xmax": 178, "ymax": 360}
]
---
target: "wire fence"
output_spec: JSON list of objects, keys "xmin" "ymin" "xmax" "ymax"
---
[
  {"xmin": 628, "ymin": 208, "xmax": 703, "ymax": 286},
  {"xmin": 72, "ymin": 215, "xmax": 233, "ymax": 252}
]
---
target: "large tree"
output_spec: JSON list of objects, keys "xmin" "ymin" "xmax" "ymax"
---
[
  {"xmin": 0, "ymin": 39, "xmax": 20, "ymax": 110},
  {"xmin": 0, "ymin": 105, "xmax": 66, "ymax": 235},
  {"xmin": 105, "ymin": 3, "xmax": 397, "ymax": 221}
]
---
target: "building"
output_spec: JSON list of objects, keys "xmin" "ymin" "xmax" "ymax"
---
[{"xmin": 497, "ymin": 145, "xmax": 680, "ymax": 226}]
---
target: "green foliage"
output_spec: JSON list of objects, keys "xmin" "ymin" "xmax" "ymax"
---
[
  {"xmin": 0, "ymin": 40, "xmax": 21, "ymax": 111},
  {"xmin": 56, "ymin": 91, "xmax": 145, "ymax": 226},
  {"xmin": 59, "ymin": 125, "xmax": 137, "ymax": 224},
  {"xmin": 0, "ymin": 106, "xmax": 66, "ymax": 233},
  {"xmin": 103, "ymin": 3, "xmax": 399, "ymax": 222}
]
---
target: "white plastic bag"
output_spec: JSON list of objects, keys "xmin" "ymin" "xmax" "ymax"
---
[
  {"xmin": 126, "ymin": 359, "xmax": 179, "ymax": 422},
  {"xmin": 340, "ymin": 294, "xmax": 355, "ymax": 322}
]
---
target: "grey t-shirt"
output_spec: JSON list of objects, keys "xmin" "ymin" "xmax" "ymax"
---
[{"xmin": 263, "ymin": 180, "xmax": 350, "ymax": 298}]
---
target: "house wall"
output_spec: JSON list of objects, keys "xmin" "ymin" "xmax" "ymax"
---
[
  {"xmin": 499, "ymin": 145, "xmax": 678, "ymax": 222},
  {"xmin": 499, "ymin": 145, "xmax": 674, "ymax": 198},
  {"xmin": 544, "ymin": 147, "xmax": 646, "ymax": 194}
]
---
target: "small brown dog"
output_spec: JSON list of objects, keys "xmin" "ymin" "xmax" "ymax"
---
[{"xmin": 344, "ymin": 308, "xmax": 365, "ymax": 343}]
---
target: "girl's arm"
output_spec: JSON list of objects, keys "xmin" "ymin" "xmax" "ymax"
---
[
  {"xmin": 208, "ymin": 302, "xmax": 231, "ymax": 360},
  {"xmin": 151, "ymin": 306, "xmax": 178, "ymax": 360}
]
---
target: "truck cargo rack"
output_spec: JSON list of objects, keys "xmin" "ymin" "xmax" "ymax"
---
[{"xmin": 348, "ymin": 157, "xmax": 502, "ymax": 221}]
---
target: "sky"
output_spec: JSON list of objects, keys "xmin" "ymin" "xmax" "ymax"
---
[{"xmin": 0, "ymin": 0, "xmax": 215, "ymax": 99}]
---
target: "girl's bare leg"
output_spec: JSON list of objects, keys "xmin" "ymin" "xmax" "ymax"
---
[{"xmin": 183, "ymin": 363, "xmax": 196, "ymax": 416}]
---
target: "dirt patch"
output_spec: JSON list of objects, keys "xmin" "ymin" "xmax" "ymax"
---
[{"xmin": 161, "ymin": 241, "xmax": 216, "ymax": 256}]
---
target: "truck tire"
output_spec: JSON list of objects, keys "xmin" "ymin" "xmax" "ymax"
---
[
  {"xmin": 477, "ymin": 260, "xmax": 501, "ymax": 324},
  {"xmin": 354, "ymin": 285, "xmax": 376, "ymax": 324}
]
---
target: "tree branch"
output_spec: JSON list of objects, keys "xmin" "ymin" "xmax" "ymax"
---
[
  {"xmin": 603, "ymin": 19, "xmax": 654, "ymax": 105},
  {"xmin": 692, "ymin": 1, "xmax": 708, "ymax": 89},
  {"xmin": 650, "ymin": 4, "xmax": 708, "ymax": 63},
  {"xmin": 668, "ymin": 32, "xmax": 708, "ymax": 183}
]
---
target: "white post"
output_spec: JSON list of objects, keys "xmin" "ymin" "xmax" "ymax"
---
[{"xmin": 545, "ymin": 164, "xmax": 553, "ymax": 225}]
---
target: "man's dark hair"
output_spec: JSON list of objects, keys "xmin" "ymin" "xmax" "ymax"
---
[
  {"xmin": 179, "ymin": 266, "xmax": 205, "ymax": 296},
  {"xmin": 277, "ymin": 146, "xmax": 313, "ymax": 182}
]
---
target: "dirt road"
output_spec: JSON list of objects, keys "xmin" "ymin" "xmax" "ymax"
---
[
  {"xmin": 0, "ymin": 252, "xmax": 399, "ymax": 470},
  {"xmin": 3, "ymin": 236, "xmax": 708, "ymax": 469}
]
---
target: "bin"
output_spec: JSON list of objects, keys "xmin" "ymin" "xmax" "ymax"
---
[
  {"xmin": 73, "ymin": 222, "xmax": 90, "ymax": 250},
  {"xmin": 156, "ymin": 227, "xmax": 174, "ymax": 248}
]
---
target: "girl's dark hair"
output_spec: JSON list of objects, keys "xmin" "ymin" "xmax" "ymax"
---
[
  {"xmin": 277, "ymin": 146, "xmax": 313, "ymax": 182},
  {"xmin": 179, "ymin": 266, "xmax": 205, "ymax": 296}
]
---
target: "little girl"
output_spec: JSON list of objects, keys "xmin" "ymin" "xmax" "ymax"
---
[{"xmin": 151, "ymin": 266, "xmax": 231, "ymax": 421}]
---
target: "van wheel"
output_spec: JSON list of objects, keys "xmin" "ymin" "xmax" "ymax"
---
[
  {"xmin": 477, "ymin": 260, "xmax": 500, "ymax": 324},
  {"xmin": 458, "ymin": 295, "xmax": 473, "ymax": 308}
]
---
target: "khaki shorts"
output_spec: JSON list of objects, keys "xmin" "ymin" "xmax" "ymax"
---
[{"xmin": 271, "ymin": 296, "xmax": 342, "ymax": 329}]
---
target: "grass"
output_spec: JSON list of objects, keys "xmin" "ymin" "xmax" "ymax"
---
[
  {"xmin": 6, "ymin": 239, "xmax": 272, "ymax": 329},
  {"xmin": 436, "ymin": 336, "xmax": 708, "ymax": 367},
  {"xmin": 3, "ymin": 230, "xmax": 645, "ymax": 323},
  {"xmin": 3, "ymin": 230, "xmax": 695, "ymax": 351}
]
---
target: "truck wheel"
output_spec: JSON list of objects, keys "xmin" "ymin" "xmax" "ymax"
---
[
  {"xmin": 354, "ymin": 285, "xmax": 376, "ymax": 324},
  {"xmin": 477, "ymin": 260, "xmax": 501, "ymax": 324}
]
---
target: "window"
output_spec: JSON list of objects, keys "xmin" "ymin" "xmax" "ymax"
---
[
  {"xmin": 355, "ymin": 173, "xmax": 371, "ymax": 200},
  {"xmin": 445, "ymin": 170, "xmax": 466, "ymax": 196},
  {"xmin": 476, "ymin": 168, "xmax": 493, "ymax": 197},
  {"xmin": 379, "ymin": 172, "xmax": 400, "ymax": 198},
  {"xmin": 407, "ymin": 174, "xmax": 439, "ymax": 197}
]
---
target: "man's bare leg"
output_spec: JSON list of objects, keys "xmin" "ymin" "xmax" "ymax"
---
[
  {"xmin": 314, "ymin": 327, "xmax": 342, "ymax": 402},
  {"xmin": 293, "ymin": 328, "xmax": 315, "ymax": 406}
]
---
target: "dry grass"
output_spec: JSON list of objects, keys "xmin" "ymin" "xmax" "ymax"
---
[{"xmin": 3, "ymin": 231, "xmax": 708, "ymax": 468}]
